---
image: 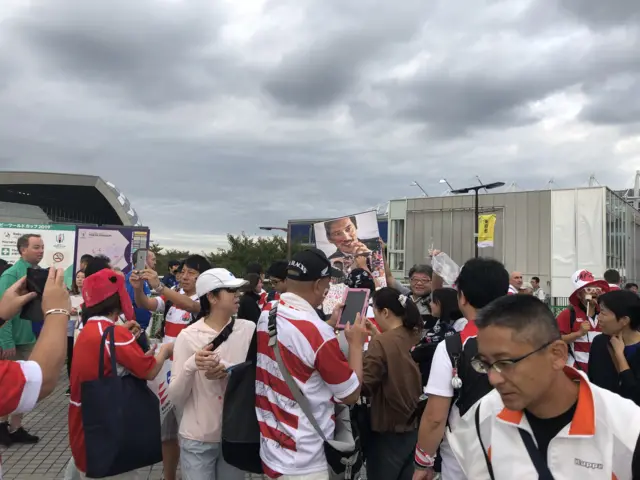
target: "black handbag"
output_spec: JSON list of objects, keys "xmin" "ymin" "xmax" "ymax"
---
[{"xmin": 81, "ymin": 326, "xmax": 162, "ymax": 478}]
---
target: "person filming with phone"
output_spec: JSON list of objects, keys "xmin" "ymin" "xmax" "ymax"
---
[{"xmin": 0, "ymin": 267, "xmax": 71, "ymax": 445}]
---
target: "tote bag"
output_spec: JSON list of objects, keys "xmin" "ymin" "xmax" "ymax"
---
[{"xmin": 81, "ymin": 326, "xmax": 162, "ymax": 478}]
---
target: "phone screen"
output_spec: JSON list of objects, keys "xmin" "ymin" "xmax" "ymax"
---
[
  {"xmin": 338, "ymin": 290, "xmax": 369, "ymax": 328},
  {"xmin": 26, "ymin": 268, "xmax": 49, "ymax": 295},
  {"xmin": 135, "ymin": 249, "xmax": 148, "ymax": 272}
]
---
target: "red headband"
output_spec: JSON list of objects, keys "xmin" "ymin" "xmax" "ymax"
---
[{"xmin": 82, "ymin": 269, "xmax": 135, "ymax": 321}]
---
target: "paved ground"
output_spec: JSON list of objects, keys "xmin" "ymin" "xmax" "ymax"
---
[{"xmin": 0, "ymin": 375, "xmax": 266, "ymax": 480}]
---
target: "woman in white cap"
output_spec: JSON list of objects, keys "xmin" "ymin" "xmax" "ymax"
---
[{"xmin": 167, "ymin": 268, "xmax": 256, "ymax": 480}]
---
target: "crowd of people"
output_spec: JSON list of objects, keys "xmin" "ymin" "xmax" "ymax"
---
[{"xmin": 0, "ymin": 232, "xmax": 639, "ymax": 479}]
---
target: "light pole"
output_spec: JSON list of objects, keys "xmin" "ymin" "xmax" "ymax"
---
[
  {"xmin": 451, "ymin": 181, "xmax": 505, "ymax": 258},
  {"xmin": 410, "ymin": 181, "xmax": 429, "ymax": 197},
  {"xmin": 259, "ymin": 226, "xmax": 292, "ymax": 260},
  {"xmin": 439, "ymin": 178, "xmax": 454, "ymax": 192}
]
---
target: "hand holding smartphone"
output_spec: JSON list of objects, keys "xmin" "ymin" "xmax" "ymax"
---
[
  {"xmin": 134, "ymin": 249, "xmax": 148, "ymax": 272},
  {"xmin": 336, "ymin": 288, "xmax": 370, "ymax": 330}
]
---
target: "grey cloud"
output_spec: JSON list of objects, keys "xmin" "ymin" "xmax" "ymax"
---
[
  {"xmin": 556, "ymin": 0, "xmax": 640, "ymax": 29},
  {"xmin": 8, "ymin": 0, "xmax": 235, "ymax": 108},
  {"xmin": 263, "ymin": 0, "xmax": 426, "ymax": 111},
  {"xmin": 0, "ymin": 0, "xmax": 639, "ymax": 250},
  {"xmin": 581, "ymin": 78, "xmax": 640, "ymax": 125}
]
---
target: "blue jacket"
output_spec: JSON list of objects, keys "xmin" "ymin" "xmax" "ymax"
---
[{"xmin": 125, "ymin": 272, "xmax": 152, "ymax": 330}]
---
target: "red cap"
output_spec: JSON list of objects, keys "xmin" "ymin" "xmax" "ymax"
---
[{"xmin": 82, "ymin": 269, "xmax": 135, "ymax": 321}]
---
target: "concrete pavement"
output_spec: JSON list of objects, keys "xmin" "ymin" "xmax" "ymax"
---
[{"xmin": 0, "ymin": 375, "xmax": 266, "ymax": 480}]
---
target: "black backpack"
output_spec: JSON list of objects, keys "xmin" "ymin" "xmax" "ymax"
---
[
  {"xmin": 220, "ymin": 328, "xmax": 263, "ymax": 474},
  {"xmin": 445, "ymin": 333, "xmax": 493, "ymax": 418}
]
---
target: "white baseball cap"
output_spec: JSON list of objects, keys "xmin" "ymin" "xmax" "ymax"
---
[{"xmin": 196, "ymin": 268, "xmax": 248, "ymax": 297}]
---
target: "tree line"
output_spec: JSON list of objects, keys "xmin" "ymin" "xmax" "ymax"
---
[{"xmin": 149, "ymin": 234, "xmax": 304, "ymax": 277}]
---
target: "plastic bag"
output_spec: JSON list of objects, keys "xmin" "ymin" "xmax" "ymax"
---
[{"xmin": 431, "ymin": 252, "xmax": 460, "ymax": 286}]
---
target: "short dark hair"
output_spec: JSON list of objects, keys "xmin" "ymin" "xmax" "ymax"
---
[
  {"xmin": 168, "ymin": 260, "xmax": 180, "ymax": 270},
  {"xmin": 409, "ymin": 264, "xmax": 433, "ymax": 279},
  {"xmin": 246, "ymin": 262, "xmax": 263, "ymax": 276},
  {"xmin": 184, "ymin": 255, "xmax": 211, "ymax": 274},
  {"xmin": 625, "ymin": 283, "xmax": 639, "ymax": 290},
  {"xmin": 456, "ymin": 257, "xmax": 509, "ymax": 310},
  {"xmin": 84, "ymin": 255, "xmax": 111, "ymax": 278},
  {"xmin": 476, "ymin": 294, "xmax": 560, "ymax": 345},
  {"xmin": 80, "ymin": 254, "xmax": 94, "ymax": 264},
  {"xmin": 324, "ymin": 216, "xmax": 358, "ymax": 238},
  {"xmin": 604, "ymin": 269, "xmax": 621, "ymax": 284},
  {"xmin": 431, "ymin": 288, "xmax": 463, "ymax": 325},
  {"xmin": 531, "ymin": 276, "xmax": 540, "ymax": 283},
  {"xmin": 17, "ymin": 234, "xmax": 41, "ymax": 255},
  {"xmin": 599, "ymin": 290, "xmax": 640, "ymax": 331}
]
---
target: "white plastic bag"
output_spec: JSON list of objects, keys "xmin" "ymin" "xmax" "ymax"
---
[
  {"xmin": 431, "ymin": 252, "xmax": 460, "ymax": 286},
  {"xmin": 147, "ymin": 359, "xmax": 173, "ymax": 424}
]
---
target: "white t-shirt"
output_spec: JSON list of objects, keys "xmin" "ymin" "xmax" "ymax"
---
[{"xmin": 425, "ymin": 321, "xmax": 476, "ymax": 480}]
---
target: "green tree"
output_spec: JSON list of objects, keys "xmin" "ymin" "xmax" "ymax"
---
[
  {"xmin": 206, "ymin": 234, "xmax": 298, "ymax": 276},
  {"xmin": 150, "ymin": 234, "xmax": 303, "ymax": 278}
]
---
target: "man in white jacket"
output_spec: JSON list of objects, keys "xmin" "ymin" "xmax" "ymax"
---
[{"xmin": 447, "ymin": 294, "xmax": 640, "ymax": 480}]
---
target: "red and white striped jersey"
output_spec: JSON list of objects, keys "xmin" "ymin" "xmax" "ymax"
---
[
  {"xmin": 556, "ymin": 306, "xmax": 601, "ymax": 372},
  {"xmin": 162, "ymin": 291, "xmax": 199, "ymax": 344},
  {"xmin": 0, "ymin": 359, "xmax": 41, "ymax": 479},
  {"xmin": 255, "ymin": 292, "xmax": 360, "ymax": 478},
  {"xmin": 0, "ymin": 360, "xmax": 42, "ymax": 417},
  {"xmin": 260, "ymin": 291, "xmax": 281, "ymax": 311}
]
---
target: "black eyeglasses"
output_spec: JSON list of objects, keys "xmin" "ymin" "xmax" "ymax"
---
[{"xmin": 470, "ymin": 339, "xmax": 557, "ymax": 375}]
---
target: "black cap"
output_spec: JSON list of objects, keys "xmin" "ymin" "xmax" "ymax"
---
[
  {"xmin": 267, "ymin": 260, "xmax": 289, "ymax": 281},
  {"xmin": 168, "ymin": 260, "xmax": 180, "ymax": 268},
  {"xmin": 346, "ymin": 268, "xmax": 376, "ymax": 292},
  {"xmin": 287, "ymin": 248, "xmax": 332, "ymax": 281}
]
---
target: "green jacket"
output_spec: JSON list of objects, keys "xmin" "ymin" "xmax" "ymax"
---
[{"xmin": 0, "ymin": 258, "xmax": 37, "ymax": 350}]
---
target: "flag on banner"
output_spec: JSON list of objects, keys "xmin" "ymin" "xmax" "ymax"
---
[{"xmin": 478, "ymin": 214, "xmax": 497, "ymax": 248}]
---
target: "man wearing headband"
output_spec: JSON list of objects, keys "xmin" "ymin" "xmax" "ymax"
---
[{"xmin": 68, "ymin": 268, "xmax": 174, "ymax": 479}]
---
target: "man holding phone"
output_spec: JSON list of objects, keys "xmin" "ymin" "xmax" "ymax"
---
[{"xmin": 0, "ymin": 233, "xmax": 45, "ymax": 446}]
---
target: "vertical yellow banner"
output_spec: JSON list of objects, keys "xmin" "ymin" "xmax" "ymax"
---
[{"xmin": 478, "ymin": 214, "xmax": 497, "ymax": 248}]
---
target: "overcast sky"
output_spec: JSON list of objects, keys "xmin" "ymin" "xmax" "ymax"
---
[{"xmin": 1, "ymin": 0, "xmax": 639, "ymax": 252}]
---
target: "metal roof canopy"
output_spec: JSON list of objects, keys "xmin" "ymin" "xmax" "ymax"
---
[{"xmin": 0, "ymin": 171, "xmax": 137, "ymax": 226}]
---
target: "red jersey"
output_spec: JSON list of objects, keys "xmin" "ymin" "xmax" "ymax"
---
[
  {"xmin": 68, "ymin": 316, "xmax": 156, "ymax": 474},
  {"xmin": 0, "ymin": 360, "xmax": 41, "ymax": 417},
  {"xmin": 0, "ymin": 360, "xmax": 42, "ymax": 476}
]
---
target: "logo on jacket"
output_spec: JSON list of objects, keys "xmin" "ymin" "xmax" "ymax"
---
[{"xmin": 574, "ymin": 458, "xmax": 603, "ymax": 470}]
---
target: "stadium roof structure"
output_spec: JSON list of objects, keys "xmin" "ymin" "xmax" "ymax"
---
[{"xmin": 0, "ymin": 171, "xmax": 141, "ymax": 226}]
